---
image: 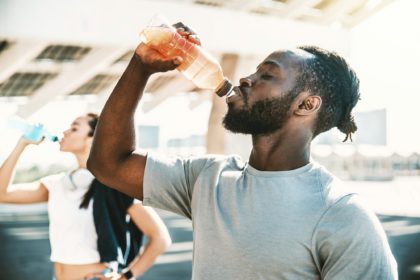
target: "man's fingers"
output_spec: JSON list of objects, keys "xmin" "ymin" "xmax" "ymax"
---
[
  {"xmin": 173, "ymin": 22, "xmax": 184, "ymax": 29},
  {"xmin": 161, "ymin": 57, "xmax": 183, "ymax": 69},
  {"xmin": 151, "ymin": 56, "xmax": 183, "ymax": 72},
  {"xmin": 173, "ymin": 56, "xmax": 183, "ymax": 65},
  {"xmin": 187, "ymin": 34, "xmax": 201, "ymax": 46},
  {"xmin": 174, "ymin": 22, "xmax": 197, "ymax": 34},
  {"xmin": 175, "ymin": 27, "xmax": 201, "ymax": 46}
]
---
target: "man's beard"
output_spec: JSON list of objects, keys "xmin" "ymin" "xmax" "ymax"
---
[{"xmin": 222, "ymin": 92, "xmax": 296, "ymax": 135}]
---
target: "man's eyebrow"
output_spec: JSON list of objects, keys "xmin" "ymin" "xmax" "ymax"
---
[
  {"xmin": 256, "ymin": 60, "xmax": 282, "ymax": 70},
  {"xmin": 71, "ymin": 121, "xmax": 80, "ymax": 126}
]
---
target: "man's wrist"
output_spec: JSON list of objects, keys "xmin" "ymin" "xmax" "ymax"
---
[{"xmin": 132, "ymin": 47, "xmax": 153, "ymax": 77}]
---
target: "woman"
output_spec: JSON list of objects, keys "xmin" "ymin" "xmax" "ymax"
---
[{"xmin": 0, "ymin": 113, "xmax": 171, "ymax": 280}]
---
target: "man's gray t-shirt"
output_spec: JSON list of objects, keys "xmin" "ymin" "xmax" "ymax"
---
[{"xmin": 143, "ymin": 152, "xmax": 397, "ymax": 280}]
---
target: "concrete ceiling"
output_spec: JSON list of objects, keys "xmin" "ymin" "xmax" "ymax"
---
[{"xmin": 0, "ymin": 0, "xmax": 394, "ymax": 117}]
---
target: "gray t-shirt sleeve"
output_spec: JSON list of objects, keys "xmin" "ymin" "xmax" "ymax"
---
[
  {"xmin": 142, "ymin": 152, "xmax": 211, "ymax": 219},
  {"xmin": 313, "ymin": 195, "xmax": 398, "ymax": 280}
]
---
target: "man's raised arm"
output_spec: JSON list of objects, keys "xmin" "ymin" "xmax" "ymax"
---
[{"xmin": 87, "ymin": 43, "xmax": 182, "ymax": 199}]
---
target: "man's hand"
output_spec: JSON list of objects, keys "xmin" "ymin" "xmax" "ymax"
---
[
  {"xmin": 135, "ymin": 22, "xmax": 202, "ymax": 75},
  {"xmin": 134, "ymin": 43, "xmax": 183, "ymax": 75},
  {"xmin": 173, "ymin": 23, "xmax": 201, "ymax": 46}
]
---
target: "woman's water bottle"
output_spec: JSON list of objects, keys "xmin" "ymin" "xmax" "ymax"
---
[
  {"xmin": 7, "ymin": 117, "xmax": 58, "ymax": 142},
  {"xmin": 140, "ymin": 15, "xmax": 233, "ymax": 97}
]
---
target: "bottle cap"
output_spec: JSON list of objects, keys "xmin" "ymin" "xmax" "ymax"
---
[{"xmin": 215, "ymin": 79, "xmax": 233, "ymax": 97}]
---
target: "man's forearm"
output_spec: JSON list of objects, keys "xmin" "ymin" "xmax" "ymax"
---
[
  {"xmin": 89, "ymin": 54, "xmax": 150, "ymax": 172},
  {"xmin": 88, "ymin": 42, "xmax": 180, "ymax": 197}
]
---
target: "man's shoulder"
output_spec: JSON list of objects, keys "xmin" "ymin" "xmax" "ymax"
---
[
  {"xmin": 146, "ymin": 151, "xmax": 245, "ymax": 174},
  {"xmin": 314, "ymin": 165, "xmax": 380, "ymax": 236},
  {"xmin": 314, "ymin": 165, "xmax": 379, "ymax": 231},
  {"xmin": 313, "ymin": 162, "xmax": 356, "ymax": 207},
  {"xmin": 148, "ymin": 151, "xmax": 241, "ymax": 162},
  {"xmin": 188, "ymin": 153, "xmax": 246, "ymax": 173},
  {"xmin": 202, "ymin": 153, "xmax": 244, "ymax": 165}
]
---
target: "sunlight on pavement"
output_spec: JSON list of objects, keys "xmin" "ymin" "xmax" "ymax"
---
[
  {"xmin": 152, "ymin": 225, "xmax": 193, "ymax": 265},
  {"xmin": 155, "ymin": 252, "xmax": 193, "ymax": 264},
  {"xmin": 165, "ymin": 241, "xmax": 193, "ymax": 253},
  {"xmin": 385, "ymin": 225, "xmax": 420, "ymax": 237},
  {"xmin": 0, "ymin": 213, "xmax": 48, "ymax": 222},
  {"xmin": 411, "ymin": 265, "xmax": 420, "ymax": 272},
  {"xmin": 343, "ymin": 177, "xmax": 420, "ymax": 217},
  {"xmin": 165, "ymin": 219, "xmax": 193, "ymax": 229},
  {"xmin": 381, "ymin": 220, "xmax": 410, "ymax": 230},
  {"xmin": 5, "ymin": 226, "xmax": 49, "ymax": 240}
]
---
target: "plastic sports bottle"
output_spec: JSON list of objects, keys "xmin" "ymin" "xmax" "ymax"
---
[
  {"xmin": 7, "ymin": 117, "xmax": 58, "ymax": 142},
  {"xmin": 140, "ymin": 15, "xmax": 233, "ymax": 97}
]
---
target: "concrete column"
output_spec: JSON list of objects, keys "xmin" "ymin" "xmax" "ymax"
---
[{"xmin": 206, "ymin": 53, "xmax": 238, "ymax": 154}]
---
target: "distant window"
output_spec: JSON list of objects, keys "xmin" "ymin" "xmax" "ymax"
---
[
  {"xmin": 314, "ymin": 109, "xmax": 387, "ymax": 145},
  {"xmin": 36, "ymin": 45, "xmax": 91, "ymax": 62},
  {"xmin": 0, "ymin": 72, "xmax": 57, "ymax": 97}
]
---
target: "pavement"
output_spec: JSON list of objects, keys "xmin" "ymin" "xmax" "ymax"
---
[
  {"xmin": 380, "ymin": 215, "xmax": 420, "ymax": 280},
  {"xmin": 1, "ymin": 176, "xmax": 420, "ymax": 279}
]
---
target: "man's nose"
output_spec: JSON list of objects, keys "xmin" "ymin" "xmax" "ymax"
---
[{"xmin": 239, "ymin": 76, "xmax": 253, "ymax": 87}]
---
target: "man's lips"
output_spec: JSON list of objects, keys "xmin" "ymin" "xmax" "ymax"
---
[{"xmin": 226, "ymin": 87, "xmax": 243, "ymax": 103}]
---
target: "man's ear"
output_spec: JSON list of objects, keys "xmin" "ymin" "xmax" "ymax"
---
[{"xmin": 295, "ymin": 95, "xmax": 322, "ymax": 116}]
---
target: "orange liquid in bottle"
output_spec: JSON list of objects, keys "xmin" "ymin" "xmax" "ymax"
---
[{"xmin": 141, "ymin": 26, "xmax": 232, "ymax": 96}]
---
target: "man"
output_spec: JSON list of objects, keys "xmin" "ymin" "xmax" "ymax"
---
[{"xmin": 88, "ymin": 26, "xmax": 397, "ymax": 279}]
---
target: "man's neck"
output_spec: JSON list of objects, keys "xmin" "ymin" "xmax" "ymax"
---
[{"xmin": 248, "ymin": 127, "xmax": 312, "ymax": 171}]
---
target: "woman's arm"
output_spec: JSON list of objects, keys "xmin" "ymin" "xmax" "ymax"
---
[
  {"xmin": 121, "ymin": 203, "xmax": 172, "ymax": 279},
  {"xmin": 0, "ymin": 138, "xmax": 48, "ymax": 204}
]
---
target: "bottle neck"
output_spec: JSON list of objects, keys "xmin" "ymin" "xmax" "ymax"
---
[{"xmin": 215, "ymin": 79, "xmax": 233, "ymax": 97}]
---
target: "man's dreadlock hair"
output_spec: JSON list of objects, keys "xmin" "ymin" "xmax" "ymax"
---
[{"xmin": 296, "ymin": 46, "xmax": 360, "ymax": 142}]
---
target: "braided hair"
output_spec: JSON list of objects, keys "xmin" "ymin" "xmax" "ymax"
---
[{"xmin": 296, "ymin": 46, "xmax": 360, "ymax": 142}]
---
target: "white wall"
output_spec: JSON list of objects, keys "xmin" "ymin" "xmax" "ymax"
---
[{"xmin": 350, "ymin": 0, "xmax": 420, "ymax": 152}]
